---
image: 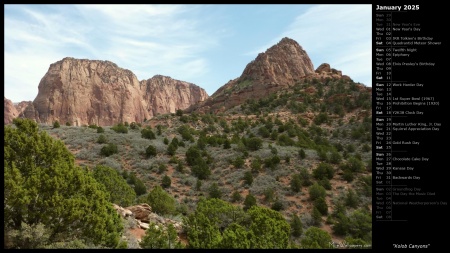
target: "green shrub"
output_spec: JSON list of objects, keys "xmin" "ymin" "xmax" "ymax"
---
[
  {"xmin": 146, "ymin": 145, "xmax": 157, "ymax": 158},
  {"xmin": 243, "ymin": 171, "xmax": 253, "ymax": 186},
  {"xmin": 100, "ymin": 143, "xmax": 118, "ymax": 156},
  {"xmin": 309, "ymin": 182, "xmax": 326, "ymax": 201},
  {"xmin": 161, "ymin": 175, "xmax": 171, "ymax": 188},
  {"xmin": 111, "ymin": 123, "xmax": 128, "ymax": 133},
  {"xmin": 97, "ymin": 134, "xmax": 107, "ymax": 144},
  {"xmin": 141, "ymin": 128, "xmax": 156, "ymax": 139}
]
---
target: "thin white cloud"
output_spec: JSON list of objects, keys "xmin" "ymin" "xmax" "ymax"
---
[{"xmin": 4, "ymin": 4, "xmax": 224, "ymax": 102}]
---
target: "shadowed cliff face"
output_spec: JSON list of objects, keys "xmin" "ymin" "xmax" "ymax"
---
[{"xmin": 21, "ymin": 57, "xmax": 208, "ymax": 126}]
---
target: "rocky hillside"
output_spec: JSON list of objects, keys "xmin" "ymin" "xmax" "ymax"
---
[
  {"xmin": 187, "ymin": 37, "xmax": 360, "ymax": 113},
  {"xmin": 20, "ymin": 57, "xmax": 208, "ymax": 126}
]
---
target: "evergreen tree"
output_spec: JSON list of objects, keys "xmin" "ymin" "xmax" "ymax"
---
[
  {"xmin": 145, "ymin": 145, "xmax": 157, "ymax": 158},
  {"xmin": 299, "ymin": 148, "xmax": 306, "ymax": 159},
  {"xmin": 140, "ymin": 223, "xmax": 182, "ymax": 249},
  {"xmin": 247, "ymin": 205, "xmax": 290, "ymax": 249},
  {"xmin": 208, "ymin": 183, "xmax": 222, "ymax": 199},
  {"xmin": 4, "ymin": 118, "xmax": 122, "ymax": 248},
  {"xmin": 290, "ymin": 174, "xmax": 302, "ymax": 192},
  {"xmin": 301, "ymin": 227, "xmax": 332, "ymax": 249},
  {"xmin": 156, "ymin": 125, "xmax": 163, "ymax": 135},
  {"xmin": 291, "ymin": 214, "xmax": 303, "ymax": 237},
  {"xmin": 167, "ymin": 143, "xmax": 177, "ymax": 156},
  {"xmin": 161, "ymin": 175, "xmax": 172, "ymax": 189},
  {"xmin": 250, "ymin": 157, "xmax": 262, "ymax": 173},
  {"xmin": 345, "ymin": 189, "xmax": 359, "ymax": 208},
  {"xmin": 231, "ymin": 191, "xmax": 242, "ymax": 203},
  {"xmin": 299, "ymin": 167, "xmax": 313, "ymax": 186},
  {"xmin": 184, "ymin": 198, "xmax": 244, "ymax": 249},
  {"xmin": 134, "ymin": 178, "xmax": 147, "ymax": 196},
  {"xmin": 97, "ymin": 134, "xmax": 107, "ymax": 144},
  {"xmin": 144, "ymin": 186, "xmax": 177, "ymax": 215},
  {"xmin": 100, "ymin": 143, "xmax": 118, "ymax": 156},
  {"xmin": 111, "ymin": 123, "xmax": 128, "ymax": 133},
  {"xmin": 220, "ymin": 223, "xmax": 252, "ymax": 249},
  {"xmin": 314, "ymin": 197, "xmax": 328, "ymax": 215},
  {"xmin": 309, "ymin": 182, "xmax": 327, "ymax": 201},
  {"xmin": 243, "ymin": 171, "xmax": 253, "ymax": 186},
  {"xmin": 313, "ymin": 162, "xmax": 335, "ymax": 180},
  {"xmin": 243, "ymin": 193, "xmax": 257, "ymax": 211},
  {"xmin": 97, "ymin": 126, "xmax": 104, "ymax": 133},
  {"xmin": 92, "ymin": 165, "xmax": 136, "ymax": 207},
  {"xmin": 141, "ymin": 127, "xmax": 156, "ymax": 139}
]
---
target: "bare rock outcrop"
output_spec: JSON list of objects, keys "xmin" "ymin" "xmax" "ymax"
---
[
  {"xmin": 314, "ymin": 63, "xmax": 352, "ymax": 82},
  {"xmin": 188, "ymin": 37, "xmax": 316, "ymax": 113},
  {"xmin": 239, "ymin": 37, "xmax": 315, "ymax": 85},
  {"xmin": 24, "ymin": 57, "xmax": 149, "ymax": 126},
  {"xmin": 125, "ymin": 203, "xmax": 152, "ymax": 222},
  {"xmin": 116, "ymin": 203, "xmax": 183, "ymax": 234},
  {"xmin": 140, "ymin": 75, "xmax": 208, "ymax": 118},
  {"xmin": 22, "ymin": 57, "xmax": 208, "ymax": 126},
  {"xmin": 113, "ymin": 204, "xmax": 133, "ymax": 218},
  {"xmin": 4, "ymin": 97, "xmax": 19, "ymax": 124}
]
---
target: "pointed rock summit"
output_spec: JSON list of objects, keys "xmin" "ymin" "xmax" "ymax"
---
[
  {"xmin": 21, "ymin": 57, "xmax": 208, "ymax": 126},
  {"xmin": 189, "ymin": 37, "xmax": 347, "ymax": 113},
  {"xmin": 238, "ymin": 37, "xmax": 315, "ymax": 85},
  {"xmin": 188, "ymin": 37, "xmax": 315, "ymax": 112}
]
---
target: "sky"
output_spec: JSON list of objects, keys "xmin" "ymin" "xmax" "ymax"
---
[{"xmin": 4, "ymin": 4, "xmax": 372, "ymax": 103}]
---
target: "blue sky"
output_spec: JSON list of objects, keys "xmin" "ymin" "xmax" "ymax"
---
[{"xmin": 4, "ymin": 4, "xmax": 371, "ymax": 103}]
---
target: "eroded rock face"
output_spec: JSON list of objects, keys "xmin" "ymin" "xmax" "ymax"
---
[
  {"xmin": 188, "ymin": 37, "xmax": 316, "ymax": 113},
  {"xmin": 140, "ymin": 75, "xmax": 208, "ymax": 118},
  {"xmin": 24, "ymin": 57, "xmax": 149, "ymax": 126},
  {"xmin": 4, "ymin": 97, "xmax": 19, "ymax": 124},
  {"xmin": 22, "ymin": 57, "xmax": 208, "ymax": 126}
]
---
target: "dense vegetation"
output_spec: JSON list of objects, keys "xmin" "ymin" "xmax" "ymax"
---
[
  {"xmin": 4, "ymin": 119, "xmax": 123, "ymax": 248},
  {"xmin": 4, "ymin": 79, "xmax": 372, "ymax": 248}
]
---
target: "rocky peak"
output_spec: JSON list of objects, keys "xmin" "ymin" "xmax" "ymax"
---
[
  {"xmin": 21, "ymin": 57, "xmax": 208, "ymax": 126},
  {"xmin": 237, "ymin": 37, "xmax": 315, "ymax": 85},
  {"xmin": 190, "ymin": 37, "xmax": 317, "ymax": 113},
  {"xmin": 23, "ymin": 57, "xmax": 146, "ymax": 126}
]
